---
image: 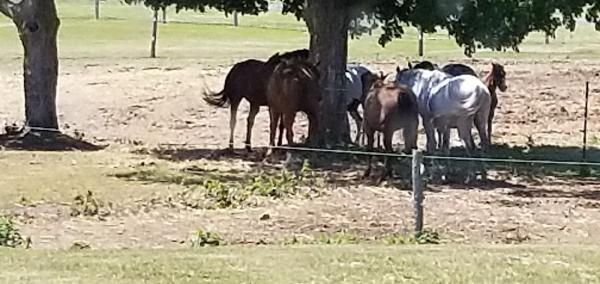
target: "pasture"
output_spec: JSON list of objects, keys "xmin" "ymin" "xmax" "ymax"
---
[{"xmin": 2, "ymin": 0, "xmax": 600, "ymax": 282}]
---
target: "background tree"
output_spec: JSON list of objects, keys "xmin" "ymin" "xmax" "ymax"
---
[{"xmin": 0, "ymin": 0, "xmax": 61, "ymax": 130}]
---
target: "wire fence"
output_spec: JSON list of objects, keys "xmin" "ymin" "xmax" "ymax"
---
[{"xmin": 270, "ymin": 145, "xmax": 600, "ymax": 168}]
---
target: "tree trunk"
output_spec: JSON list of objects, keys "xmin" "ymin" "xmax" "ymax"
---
[
  {"xmin": 161, "ymin": 7, "xmax": 167, "ymax": 24},
  {"xmin": 304, "ymin": 0, "xmax": 351, "ymax": 146},
  {"xmin": 12, "ymin": 0, "xmax": 61, "ymax": 130},
  {"xmin": 95, "ymin": 0, "xmax": 100, "ymax": 20},
  {"xmin": 150, "ymin": 8, "xmax": 158, "ymax": 58}
]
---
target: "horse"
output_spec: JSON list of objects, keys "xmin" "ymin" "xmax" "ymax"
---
[
  {"xmin": 395, "ymin": 68, "xmax": 490, "ymax": 155},
  {"xmin": 441, "ymin": 63, "xmax": 478, "ymax": 77},
  {"xmin": 344, "ymin": 64, "xmax": 376, "ymax": 143},
  {"xmin": 408, "ymin": 60, "xmax": 438, "ymax": 71},
  {"xmin": 436, "ymin": 63, "xmax": 507, "ymax": 150},
  {"xmin": 266, "ymin": 59, "xmax": 321, "ymax": 149},
  {"xmin": 428, "ymin": 74, "xmax": 492, "ymax": 156},
  {"xmin": 203, "ymin": 49, "xmax": 309, "ymax": 151},
  {"xmin": 363, "ymin": 73, "xmax": 419, "ymax": 178}
]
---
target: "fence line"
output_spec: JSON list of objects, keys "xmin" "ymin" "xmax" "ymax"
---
[{"xmin": 268, "ymin": 145, "xmax": 600, "ymax": 167}]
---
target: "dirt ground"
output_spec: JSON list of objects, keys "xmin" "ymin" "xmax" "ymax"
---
[{"xmin": 2, "ymin": 57, "xmax": 600, "ymax": 249}]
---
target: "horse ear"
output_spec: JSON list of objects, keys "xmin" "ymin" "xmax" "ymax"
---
[
  {"xmin": 408, "ymin": 62, "xmax": 413, "ymax": 69},
  {"xmin": 396, "ymin": 66, "xmax": 401, "ymax": 73}
]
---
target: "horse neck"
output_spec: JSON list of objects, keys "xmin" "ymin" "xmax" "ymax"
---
[{"xmin": 485, "ymin": 73, "xmax": 497, "ymax": 96}]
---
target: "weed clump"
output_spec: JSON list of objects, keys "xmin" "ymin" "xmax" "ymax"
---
[{"xmin": 0, "ymin": 217, "xmax": 25, "ymax": 248}]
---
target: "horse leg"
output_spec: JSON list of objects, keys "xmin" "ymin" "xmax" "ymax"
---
[
  {"xmin": 476, "ymin": 111, "xmax": 490, "ymax": 153},
  {"xmin": 268, "ymin": 110, "xmax": 280, "ymax": 147},
  {"xmin": 244, "ymin": 103, "xmax": 260, "ymax": 152},
  {"xmin": 457, "ymin": 118, "xmax": 474, "ymax": 157},
  {"xmin": 487, "ymin": 107, "xmax": 495, "ymax": 146},
  {"xmin": 284, "ymin": 112, "xmax": 296, "ymax": 146},
  {"xmin": 403, "ymin": 119, "xmax": 419, "ymax": 154},
  {"xmin": 380, "ymin": 130, "xmax": 394, "ymax": 182},
  {"xmin": 277, "ymin": 116, "xmax": 284, "ymax": 146},
  {"xmin": 348, "ymin": 102, "xmax": 363, "ymax": 144},
  {"xmin": 227, "ymin": 101, "xmax": 241, "ymax": 151},
  {"xmin": 423, "ymin": 118, "xmax": 437, "ymax": 154},
  {"xmin": 363, "ymin": 127, "xmax": 375, "ymax": 179},
  {"xmin": 442, "ymin": 126, "xmax": 451, "ymax": 156}
]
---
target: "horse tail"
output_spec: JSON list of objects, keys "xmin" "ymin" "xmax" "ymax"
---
[{"xmin": 203, "ymin": 89, "xmax": 230, "ymax": 108}]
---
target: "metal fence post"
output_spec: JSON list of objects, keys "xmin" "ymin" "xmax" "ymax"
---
[{"xmin": 412, "ymin": 149, "xmax": 424, "ymax": 235}]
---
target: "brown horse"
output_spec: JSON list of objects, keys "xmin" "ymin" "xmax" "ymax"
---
[
  {"xmin": 266, "ymin": 59, "xmax": 321, "ymax": 148},
  {"xmin": 203, "ymin": 49, "xmax": 309, "ymax": 151},
  {"xmin": 362, "ymin": 73, "xmax": 419, "ymax": 178},
  {"xmin": 484, "ymin": 63, "xmax": 507, "ymax": 143},
  {"xmin": 436, "ymin": 63, "xmax": 507, "ymax": 150}
]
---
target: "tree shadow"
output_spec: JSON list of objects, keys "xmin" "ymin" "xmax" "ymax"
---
[
  {"xmin": 135, "ymin": 142, "xmax": 600, "ymax": 190},
  {"xmin": 508, "ymin": 187, "xmax": 600, "ymax": 201},
  {"xmin": 0, "ymin": 132, "xmax": 105, "ymax": 151}
]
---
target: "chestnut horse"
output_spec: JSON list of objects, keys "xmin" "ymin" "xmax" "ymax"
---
[
  {"xmin": 266, "ymin": 59, "xmax": 321, "ymax": 148},
  {"xmin": 203, "ymin": 49, "xmax": 309, "ymax": 151},
  {"xmin": 363, "ymin": 73, "xmax": 419, "ymax": 178}
]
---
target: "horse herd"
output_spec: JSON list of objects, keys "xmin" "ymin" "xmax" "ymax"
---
[{"xmin": 203, "ymin": 49, "xmax": 508, "ymax": 172}]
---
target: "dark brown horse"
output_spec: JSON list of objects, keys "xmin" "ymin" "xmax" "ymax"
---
[
  {"xmin": 483, "ymin": 63, "xmax": 507, "ymax": 143},
  {"xmin": 408, "ymin": 60, "xmax": 437, "ymax": 71},
  {"xmin": 203, "ymin": 49, "xmax": 309, "ymax": 151},
  {"xmin": 362, "ymin": 73, "xmax": 419, "ymax": 178},
  {"xmin": 266, "ymin": 59, "xmax": 321, "ymax": 148},
  {"xmin": 441, "ymin": 63, "xmax": 478, "ymax": 77}
]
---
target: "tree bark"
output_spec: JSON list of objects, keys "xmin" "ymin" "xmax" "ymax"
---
[
  {"xmin": 304, "ymin": 0, "xmax": 351, "ymax": 146},
  {"xmin": 95, "ymin": 0, "xmax": 100, "ymax": 20},
  {"xmin": 150, "ymin": 8, "xmax": 158, "ymax": 58},
  {"xmin": 3, "ymin": 0, "xmax": 61, "ymax": 130}
]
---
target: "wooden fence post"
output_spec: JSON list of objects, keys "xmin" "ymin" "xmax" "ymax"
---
[{"xmin": 412, "ymin": 150, "xmax": 424, "ymax": 235}]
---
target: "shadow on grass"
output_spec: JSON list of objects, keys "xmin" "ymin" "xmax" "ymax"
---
[{"xmin": 0, "ymin": 132, "xmax": 106, "ymax": 151}]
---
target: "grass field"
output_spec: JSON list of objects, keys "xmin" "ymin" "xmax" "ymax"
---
[
  {"xmin": 3, "ymin": 1, "xmax": 600, "ymax": 283},
  {"xmin": 2, "ymin": 245, "xmax": 600, "ymax": 283}
]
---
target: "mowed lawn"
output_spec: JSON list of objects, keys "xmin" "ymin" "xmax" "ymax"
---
[
  {"xmin": 2, "ymin": 245, "xmax": 600, "ymax": 283},
  {"xmin": 1, "ymin": 0, "xmax": 600, "ymax": 64}
]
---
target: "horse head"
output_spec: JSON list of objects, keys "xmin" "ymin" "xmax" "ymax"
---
[{"xmin": 491, "ymin": 63, "xmax": 507, "ymax": 92}]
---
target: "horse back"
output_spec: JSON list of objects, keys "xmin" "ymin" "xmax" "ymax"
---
[
  {"xmin": 442, "ymin": 63, "xmax": 478, "ymax": 77},
  {"xmin": 225, "ymin": 59, "xmax": 271, "ymax": 105}
]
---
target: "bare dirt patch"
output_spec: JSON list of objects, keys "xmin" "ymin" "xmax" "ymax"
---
[{"xmin": 2, "ymin": 58, "xmax": 600, "ymax": 249}]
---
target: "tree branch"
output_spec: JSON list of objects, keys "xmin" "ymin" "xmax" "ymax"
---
[{"xmin": 0, "ymin": 0, "xmax": 19, "ymax": 19}]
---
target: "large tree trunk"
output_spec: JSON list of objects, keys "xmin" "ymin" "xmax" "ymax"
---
[
  {"xmin": 304, "ymin": 0, "xmax": 351, "ymax": 147},
  {"xmin": 15, "ymin": 0, "xmax": 61, "ymax": 130}
]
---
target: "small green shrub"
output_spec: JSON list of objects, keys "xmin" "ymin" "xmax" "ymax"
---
[
  {"xmin": 0, "ymin": 217, "xmax": 24, "ymax": 248},
  {"xmin": 191, "ymin": 229, "xmax": 223, "ymax": 247},
  {"xmin": 384, "ymin": 230, "xmax": 441, "ymax": 245}
]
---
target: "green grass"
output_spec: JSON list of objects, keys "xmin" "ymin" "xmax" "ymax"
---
[
  {"xmin": 1, "ymin": 245, "xmax": 600, "ymax": 283},
  {"xmin": 2, "ymin": 0, "xmax": 600, "ymax": 65},
  {"xmin": 0, "ymin": 151, "xmax": 182, "ymax": 208}
]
